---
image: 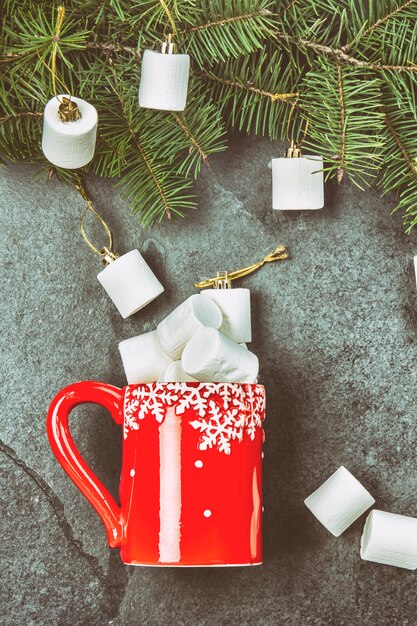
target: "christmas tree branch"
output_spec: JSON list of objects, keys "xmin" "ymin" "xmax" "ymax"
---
[
  {"xmin": 384, "ymin": 113, "xmax": 417, "ymax": 185},
  {"xmin": 197, "ymin": 70, "xmax": 298, "ymax": 102},
  {"xmin": 357, "ymin": 0, "xmax": 416, "ymax": 41},
  {"xmin": 336, "ymin": 62, "xmax": 346, "ymax": 183},
  {"xmin": 85, "ymin": 40, "xmax": 141, "ymax": 61},
  {"xmin": 171, "ymin": 113, "xmax": 209, "ymax": 165},
  {"xmin": 0, "ymin": 110, "xmax": 42, "ymax": 123},
  {"xmin": 180, "ymin": 8, "xmax": 272, "ymax": 33},
  {"xmin": 274, "ymin": 31, "xmax": 417, "ymax": 72},
  {"xmin": 118, "ymin": 99, "xmax": 173, "ymax": 220}
]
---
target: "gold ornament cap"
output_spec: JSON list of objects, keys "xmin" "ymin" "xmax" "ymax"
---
[
  {"xmin": 285, "ymin": 140, "xmax": 302, "ymax": 158},
  {"xmin": 58, "ymin": 97, "xmax": 80, "ymax": 122}
]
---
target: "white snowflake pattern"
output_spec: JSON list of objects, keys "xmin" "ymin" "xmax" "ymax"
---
[
  {"xmin": 123, "ymin": 383, "xmax": 265, "ymax": 451},
  {"xmin": 175, "ymin": 383, "xmax": 211, "ymax": 416},
  {"xmin": 190, "ymin": 401, "xmax": 244, "ymax": 455},
  {"xmin": 244, "ymin": 384, "xmax": 266, "ymax": 440}
]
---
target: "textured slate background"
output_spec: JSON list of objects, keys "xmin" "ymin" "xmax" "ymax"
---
[{"xmin": 1, "ymin": 134, "xmax": 416, "ymax": 625}]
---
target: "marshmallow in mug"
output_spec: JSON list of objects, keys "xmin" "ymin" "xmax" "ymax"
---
[
  {"xmin": 97, "ymin": 250, "xmax": 164, "ymax": 319},
  {"xmin": 304, "ymin": 466, "xmax": 375, "ymax": 537},
  {"xmin": 201, "ymin": 288, "xmax": 251, "ymax": 344},
  {"xmin": 119, "ymin": 330, "xmax": 172, "ymax": 384},
  {"xmin": 361, "ymin": 509, "xmax": 417, "ymax": 570},
  {"xmin": 158, "ymin": 361, "xmax": 197, "ymax": 383},
  {"xmin": 42, "ymin": 95, "xmax": 98, "ymax": 169},
  {"xmin": 156, "ymin": 294, "xmax": 223, "ymax": 360},
  {"xmin": 182, "ymin": 327, "xmax": 259, "ymax": 383}
]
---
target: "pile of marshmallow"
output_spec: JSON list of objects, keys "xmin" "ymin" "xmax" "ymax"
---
[
  {"xmin": 304, "ymin": 466, "xmax": 417, "ymax": 570},
  {"xmin": 118, "ymin": 292, "xmax": 259, "ymax": 384}
]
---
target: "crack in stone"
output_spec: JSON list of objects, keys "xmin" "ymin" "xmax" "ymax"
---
[
  {"xmin": 0, "ymin": 439, "xmax": 107, "ymax": 581},
  {"xmin": 203, "ymin": 166, "xmax": 267, "ymax": 228},
  {"xmin": 1, "ymin": 439, "xmax": 130, "ymax": 621}
]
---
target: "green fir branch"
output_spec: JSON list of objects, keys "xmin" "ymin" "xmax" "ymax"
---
[
  {"xmin": 380, "ymin": 74, "xmax": 417, "ymax": 232},
  {"xmin": 302, "ymin": 58, "xmax": 385, "ymax": 188},
  {"xmin": 1, "ymin": 0, "xmax": 417, "ymax": 231},
  {"xmin": 199, "ymin": 47, "xmax": 299, "ymax": 140}
]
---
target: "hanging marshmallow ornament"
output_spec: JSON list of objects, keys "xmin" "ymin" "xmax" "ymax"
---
[
  {"xmin": 272, "ymin": 141, "xmax": 324, "ymax": 210},
  {"xmin": 97, "ymin": 249, "xmax": 164, "ymax": 319},
  {"xmin": 195, "ymin": 246, "xmax": 289, "ymax": 345},
  {"xmin": 76, "ymin": 179, "xmax": 164, "ymax": 318},
  {"xmin": 138, "ymin": 34, "xmax": 190, "ymax": 111},
  {"xmin": 42, "ymin": 95, "xmax": 98, "ymax": 169},
  {"xmin": 40, "ymin": 7, "xmax": 97, "ymax": 169}
]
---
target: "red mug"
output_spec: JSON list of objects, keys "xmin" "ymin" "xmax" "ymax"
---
[{"xmin": 47, "ymin": 381, "xmax": 265, "ymax": 567}]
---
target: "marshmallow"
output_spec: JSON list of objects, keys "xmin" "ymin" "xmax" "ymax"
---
[
  {"xmin": 158, "ymin": 361, "xmax": 197, "ymax": 383},
  {"xmin": 42, "ymin": 95, "xmax": 97, "ymax": 169},
  {"xmin": 272, "ymin": 156, "xmax": 324, "ymax": 210},
  {"xmin": 119, "ymin": 331, "xmax": 172, "ymax": 384},
  {"xmin": 201, "ymin": 288, "xmax": 251, "ymax": 343},
  {"xmin": 156, "ymin": 295, "xmax": 222, "ymax": 360},
  {"xmin": 139, "ymin": 50, "xmax": 190, "ymax": 111},
  {"xmin": 97, "ymin": 250, "xmax": 164, "ymax": 319},
  {"xmin": 360, "ymin": 510, "xmax": 417, "ymax": 570},
  {"xmin": 182, "ymin": 327, "xmax": 259, "ymax": 383},
  {"xmin": 304, "ymin": 466, "xmax": 375, "ymax": 537},
  {"xmin": 414, "ymin": 256, "xmax": 417, "ymax": 288}
]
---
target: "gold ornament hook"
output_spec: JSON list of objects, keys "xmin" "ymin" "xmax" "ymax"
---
[
  {"xmin": 75, "ymin": 178, "xmax": 119, "ymax": 266},
  {"xmin": 40, "ymin": 5, "xmax": 80, "ymax": 120},
  {"xmin": 160, "ymin": 0, "xmax": 177, "ymax": 52},
  {"xmin": 285, "ymin": 102, "xmax": 309, "ymax": 158}
]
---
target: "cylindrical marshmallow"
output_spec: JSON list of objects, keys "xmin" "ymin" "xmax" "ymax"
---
[
  {"xmin": 97, "ymin": 250, "xmax": 164, "ymax": 319},
  {"xmin": 360, "ymin": 509, "xmax": 417, "ymax": 570},
  {"xmin": 182, "ymin": 327, "xmax": 259, "ymax": 383},
  {"xmin": 42, "ymin": 95, "xmax": 98, "ymax": 169},
  {"xmin": 201, "ymin": 288, "xmax": 251, "ymax": 343},
  {"xmin": 272, "ymin": 156, "xmax": 324, "ymax": 210},
  {"xmin": 158, "ymin": 361, "xmax": 197, "ymax": 383},
  {"xmin": 414, "ymin": 256, "xmax": 417, "ymax": 288},
  {"xmin": 138, "ymin": 50, "xmax": 190, "ymax": 111},
  {"xmin": 156, "ymin": 294, "xmax": 222, "ymax": 360},
  {"xmin": 304, "ymin": 466, "xmax": 375, "ymax": 537},
  {"xmin": 119, "ymin": 330, "xmax": 172, "ymax": 384}
]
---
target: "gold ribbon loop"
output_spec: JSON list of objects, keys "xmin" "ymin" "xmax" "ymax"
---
[
  {"xmin": 51, "ymin": 6, "xmax": 66, "ymax": 97},
  {"xmin": 160, "ymin": 0, "xmax": 177, "ymax": 39},
  {"xmin": 75, "ymin": 178, "xmax": 119, "ymax": 264},
  {"xmin": 194, "ymin": 245, "xmax": 289, "ymax": 289}
]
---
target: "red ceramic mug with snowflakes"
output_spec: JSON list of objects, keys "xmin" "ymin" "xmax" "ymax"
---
[{"xmin": 47, "ymin": 381, "xmax": 265, "ymax": 567}]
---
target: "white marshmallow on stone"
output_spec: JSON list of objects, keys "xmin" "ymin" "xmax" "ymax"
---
[
  {"xmin": 42, "ymin": 95, "xmax": 98, "ymax": 169},
  {"xmin": 156, "ymin": 294, "xmax": 222, "ymax": 360},
  {"xmin": 182, "ymin": 327, "xmax": 259, "ymax": 383},
  {"xmin": 158, "ymin": 361, "xmax": 197, "ymax": 383},
  {"xmin": 360, "ymin": 509, "xmax": 417, "ymax": 570},
  {"xmin": 97, "ymin": 250, "xmax": 164, "ymax": 319},
  {"xmin": 272, "ymin": 155, "xmax": 324, "ymax": 210},
  {"xmin": 138, "ymin": 50, "xmax": 190, "ymax": 111},
  {"xmin": 119, "ymin": 331, "xmax": 172, "ymax": 384},
  {"xmin": 304, "ymin": 466, "xmax": 375, "ymax": 537},
  {"xmin": 201, "ymin": 288, "xmax": 251, "ymax": 344}
]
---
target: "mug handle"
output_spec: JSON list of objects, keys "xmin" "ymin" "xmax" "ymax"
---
[{"xmin": 46, "ymin": 381, "xmax": 124, "ymax": 548}]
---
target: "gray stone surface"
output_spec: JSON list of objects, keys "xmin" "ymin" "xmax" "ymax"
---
[{"xmin": 0, "ymin": 134, "xmax": 416, "ymax": 625}]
